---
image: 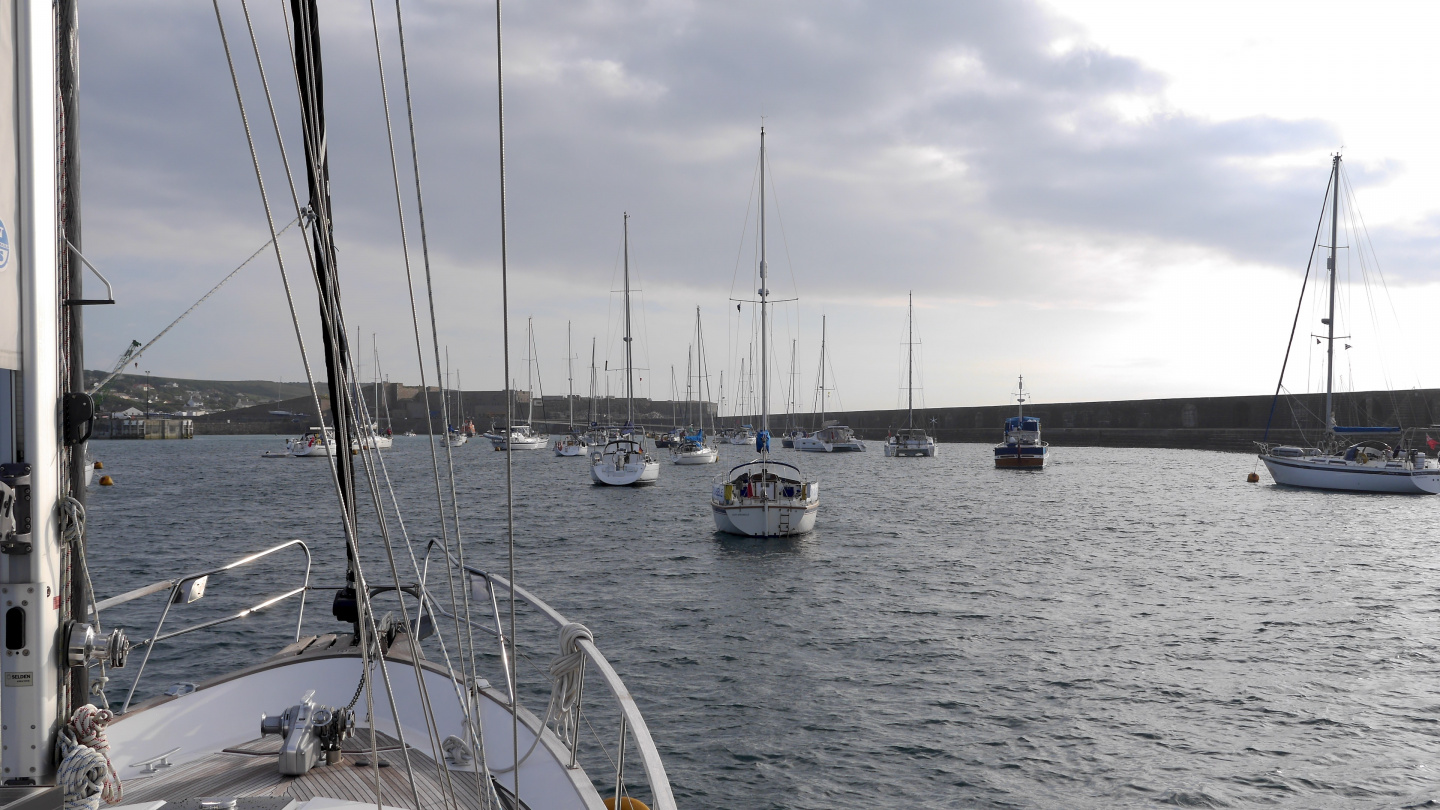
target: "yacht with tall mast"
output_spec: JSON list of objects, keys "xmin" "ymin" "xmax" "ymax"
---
[
  {"xmin": 994, "ymin": 375, "xmax": 1048, "ymax": 468},
  {"xmin": 1258, "ymin": 154, "xmax": 1440, "ymax": 493},
  {"xmin": 553, "ymin": 321, "xmax": 588, "ymax": 456},
  {"xmin": 885, "ymin": 292, "xmax": 937, "ymax": 457},
  {"xmin": 591, "ymin": 214, "xmax": 661, "ymax": 485},
  {"xmin": 491, "ymin": 318, "xmax": 547, "ymax": 450},
  {"xmin": 712, "ymin": 129, "xmax": 819, "ymax": 535},
  {"xmin": 672, "ymin": 307, "xmax": 719, "ymax": 465},
  {"xmin": 795, "ymin": 315, "xmax": 865, "ymax": 452},
  {"xmin": 0, "ymin": 6, "xmax": 678, "ymax": 810}
]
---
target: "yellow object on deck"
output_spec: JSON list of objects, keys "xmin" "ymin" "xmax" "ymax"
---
[
  {"xmin": 724, "ymin": 483, "xmax": 734, "ymax": 502},
  {"xmin": 603, "ymin": 798, "xmax": 650, "ymax": 810}
]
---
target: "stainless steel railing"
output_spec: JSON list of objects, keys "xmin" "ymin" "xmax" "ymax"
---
[{"xmin": 97, "ymin": 539, "xmax": 313, "ymax": 713}]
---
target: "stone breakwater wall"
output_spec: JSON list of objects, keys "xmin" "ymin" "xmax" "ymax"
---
[{"xmin": 743, "ymin": 388, "xmax": 1440, "ymax": 453}]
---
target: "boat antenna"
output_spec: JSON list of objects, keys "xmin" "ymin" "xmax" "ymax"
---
[
  {"xmin": 1016, "ymin": 375, "xmax": 1027, "ymax": 418},
  {"xmin": 1325, "ymin": 153, "xmax": 1340, "ymax": 433}
]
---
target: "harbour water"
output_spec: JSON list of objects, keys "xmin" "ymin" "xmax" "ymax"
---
[{"xmin": 87, "ymin": 437, "xmax": 1440, "ymax": 808}]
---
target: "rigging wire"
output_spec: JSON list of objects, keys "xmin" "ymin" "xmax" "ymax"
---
[
  {"xmin": 85, "ymin": 212, "xmax": 304, "ymax": 397},
  {"xmin": 491, "ymin": 0, "xmax": 522, "ymax": 804}
]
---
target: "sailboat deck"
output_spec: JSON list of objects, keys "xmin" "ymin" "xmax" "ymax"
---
[{"xmin": 120, "ymin": 730, "xmax": 490, "ymax": 810}]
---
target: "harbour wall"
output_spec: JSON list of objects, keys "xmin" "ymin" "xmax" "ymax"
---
[
  {"xmin": 183, "ymin": 385, "xmax": 1440, "ymax": 453},
  {"xmin": 732, "ymin": 387, "xmax": 1440, "ymax": 453}
]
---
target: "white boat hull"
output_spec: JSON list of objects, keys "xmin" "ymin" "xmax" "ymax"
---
[
  {"xmin": 290, "ymin": 443, "xmax": 334, "ymax": 457},
  {"xmin": 712, "ymin": 501, "xmax": 818, "ymax": 536},
  {"xmin": 885, "ymin": 440, "xmax": 936, "ymax": 457},
  {"xmin": 672, "ymin": 447, "xmax": 719, "ymax": 465},
  {"xmin": 1261, "ymin": 454, "xmax": 1440, "ymax": 494},
  {"xmin": 591, "ymin": 458, "xmax": 661, "ymax": 485},
  {"xmin": 793, "ymin": 436, "xmax": 831, "ymax": 452},
  {"xmin": 554, "ymin": 442, "xmax": 588, "ymax": 456}
]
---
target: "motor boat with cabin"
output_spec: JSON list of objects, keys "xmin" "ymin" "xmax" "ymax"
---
[
  {"xmin": 0, "ymin": 7, "xmax": 679, "ymax": 810},
  {"xmin": 994, "ymin": 376, "xmax": 1048, "ymax": 468},
  {"xmin": 711, "ymin": 128, "xmax": 819, "ymax": 536},
  {"xmin": 1257, "ymin": 155, "xmax": 1440, "ymax": 494}
]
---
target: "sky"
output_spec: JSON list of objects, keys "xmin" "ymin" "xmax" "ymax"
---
[{"xmin": 75, "ymin": 1, "xmax": 1440, "ymax": 412}]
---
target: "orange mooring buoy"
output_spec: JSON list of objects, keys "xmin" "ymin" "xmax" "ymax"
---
[
  {"xmin": 1246, "ymin": 472, "xmax": 1260, "ymax": 483},
  {"xmin": 98, "ymin": 475, "xmax": 114, "ymax": 486},
  {"xmin": 603, "ymin": 799, "xmax": 650, "ymax": 810},
  {"xmin": 92, "ymin": 460, "xmax": 104, "ymax": 470}
]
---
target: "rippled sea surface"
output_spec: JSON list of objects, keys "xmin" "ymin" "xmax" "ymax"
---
[{"xmin": 85, "ymin": 436, "xmax": 1440, "ymax": 809}]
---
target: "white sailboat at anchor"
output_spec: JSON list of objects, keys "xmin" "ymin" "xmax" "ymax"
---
[
  {"xmin": 711, "ymin": 128, "xmax": 819, "ymax": 536},
  {"xmin": 590, "ymin": 213, "xmax": 660, "ymax": 486},
  {"xmin": 885, "ymin": 292, "xmax": 937, "ymax": 458},
  {"xmin": 1257, "ymin": 154, "xmax": 1440, "ymax": 494}
]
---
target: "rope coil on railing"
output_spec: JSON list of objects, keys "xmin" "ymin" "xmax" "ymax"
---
[
  {"xmin": 550, "ymin": 621, "xmax": 593, "ymax": 746},
  {"xmin": 56, "ymin": 705, "xmax": 120, "ymax": 810}
]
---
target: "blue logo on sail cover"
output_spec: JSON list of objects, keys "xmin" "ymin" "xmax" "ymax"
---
[{"xmin": 0, "ymin": 219, "xmax": 9, "ymax": 270}]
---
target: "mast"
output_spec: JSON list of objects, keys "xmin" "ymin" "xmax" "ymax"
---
[
  {"xmin": 526, "ymin": 317, "xmax": 534, "ymax": 426},
  {"xmin": 291, "ymin": 0, "xmax": 360, "ymax": 612},
  {"xmin": 567, "ymin": 321, "xmax": 574, "ymax": 430},
  {"xmin": 1325, "ymin": 154, "xmax": 1340, "ymax": 431},
  {"xmin": 907, "ymin": 291, "xmax": 914, "ymax": 429},
  {"xmin": 759, "ymin": 127, "xmax": 770, "ymax": 451},
  {"xmin": 819, "ymin": 315, "xmax": 827, "ymax": 428},
  {"xmin": 787, "ymin": 339, "xmax": 797, "ymax": 431},
  {"xmin": 1017, "ymin": 375, "xmax": 1026, "ymax": 418},
  {"xmin": 588, "ymin": 338, "xmax": 597, "ymax": 426},
  {"xmin": 670, "ymin": 366, "xmax": 678, "ymax": 428},
  {"xmin": 623, "ymin": 213, "xmax": 634, "ymax": 426}
]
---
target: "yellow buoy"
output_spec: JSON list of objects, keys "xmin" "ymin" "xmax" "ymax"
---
[
  {"xmin": 98, "ymin": 475, "xmax": 114, "ymax": 486},
  {"xmin": 92, "ymin": 460, "xmax": 104, "ymax": 470},
  {"xmin": 1246, "ymin": 472, "xmax": 1259, "ymax": 483},
  {"xmin": 602, "ymin": 799, "xmax": 650, "ymax": 810}
]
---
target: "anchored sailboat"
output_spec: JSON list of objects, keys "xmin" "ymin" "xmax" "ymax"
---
[
  {"xmin": 554, "ymin": 321, "xmax": 588, "ymax": 456},
  {"xmin": 711, "ymin": 128, "xmax": 819, "ymax": 536},
  {"xmin": 1258, "ymin": 154, "xmax": 1440, "ymax": 493},
  {"xmin": 795, "ymin": 315, "xmax": 864, "ymax": 452},
  {"xmin": 591, "ymin": 214, "xmax": 661, "ymax": 486},
  {"xmin": 492, "ymin": 319, "xmax": 547, "ymax": 450},
  {"xmin": 672, "ymin": 307, "xmax": 719, "ymax": 465},
  {"xmin": 885, "ymin": 292, "xmax": 937, "ymax": 457}
]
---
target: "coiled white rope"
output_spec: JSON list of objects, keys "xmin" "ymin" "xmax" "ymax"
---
[
  {"xmin": 56, "ymin": 705, "xmax": 120, "ymax": 810},
  {"xmin": 491, "ymin": 622, "xmax": 592, "ymax": 775}
]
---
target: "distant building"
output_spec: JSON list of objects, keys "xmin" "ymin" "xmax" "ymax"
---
[{"xmin": 111, "ymin": 407, "xmax": 144, "ymax": 418}]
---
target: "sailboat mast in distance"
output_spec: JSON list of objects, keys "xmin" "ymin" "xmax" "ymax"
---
[
  {"xmin": 1325, "ymin": 153, "xmax": 1340, "ymax": 430},
  {"xmin": 759, "ymin": 127, "xmax": 769, "ymax": 447},
  {"xmin": 623, "ymin": 213, "xmax": 635, "ymax": 425},
  {"xmin": 567, "ymin": 321, "xmax": 575, "ymax": 430},
  {"xmin": 908, "ymin": 291, "xmax": 914, "ymax": 429}
]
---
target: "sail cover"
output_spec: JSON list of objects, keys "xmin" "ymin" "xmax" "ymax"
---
[{"xmin": 0, "ymin": 3, "xmax": 17, "ymax": 370}]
